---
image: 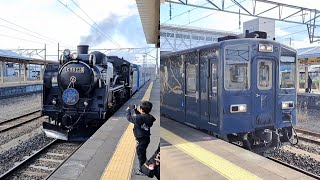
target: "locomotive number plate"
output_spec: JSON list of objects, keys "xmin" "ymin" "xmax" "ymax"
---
[{"xmin": 64, "ymin": 67, "xmax": 84, "ymax": 73}]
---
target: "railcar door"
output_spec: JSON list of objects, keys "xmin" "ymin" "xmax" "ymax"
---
[
  {"xmin": 209, "ymin": 59, "xmax": 218, "ymax": 125},
  {"xmin": 252, "ymin": 59, "xmax": 275, "ymax": 127},
  {"xmin": 184, "ymin": 52, "xmax": 199, "ymax": 126}
]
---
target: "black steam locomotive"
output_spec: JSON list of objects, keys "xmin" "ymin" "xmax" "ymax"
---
[{"xmin": 42, "ymin": 45, "xmax": 148, "ymax": 140}]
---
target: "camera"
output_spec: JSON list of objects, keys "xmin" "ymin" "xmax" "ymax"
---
[{"xmin": 129, "ymin": 104, "xmax": 136, "ymax": 110}]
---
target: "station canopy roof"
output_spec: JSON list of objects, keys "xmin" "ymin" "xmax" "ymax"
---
[
  {"xmin": 0, "ymin": 49, "xmax": 58, "ymax": 65},
  {"xmin": 0, "ymin": 49, "xmax": 31, "ymax": 61},
  {"xmin": 136, "ymin": 0, "xmax": 160, "ymax": 46},
  {"xmin": 297, "ymin": 46, "xmax": 320, "ymax": 59}
]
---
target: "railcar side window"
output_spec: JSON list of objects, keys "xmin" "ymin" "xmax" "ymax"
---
[
  {"xmin": 186, "ymin": 62, "xmax": 196, "ymax": 92},
  {"xmin": 280, "ymin": 56, "xmax": 295, "ymax": 89},
  {"xmin": 224, "ymin": 44, "xmax": 250, "ymax": 90},
  {"xmin": 258, "ymin": 60, "xmax": 272, "ymax": 90}
]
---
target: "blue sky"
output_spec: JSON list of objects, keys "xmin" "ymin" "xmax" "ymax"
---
[
  {"xmin": 0, "ymin": 0, "xmax": 157, "ymax": 64},
  {"xmin": 160, "ymin": 0, "xmax": 320, "ymax": 48}
]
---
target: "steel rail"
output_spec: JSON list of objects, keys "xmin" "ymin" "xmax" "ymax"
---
[
  {"xmin": 267, "ymin": 157, "xmax": 320, "ymax": 179},
  {"xmin": 0, "ymin": 110, "xmax": 42, "ymax": 133}
]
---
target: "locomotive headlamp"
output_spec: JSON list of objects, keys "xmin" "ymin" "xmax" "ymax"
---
[
  {"xmin": 52, "ymin": 98, "xmax": 57, "ymax": 105},
  {"xmin": 71, "ymin": 53, "xmax": 78, "ymax": 59},
  {"xmin": 84, "ymin": 101, "xmax": 88, "ymax": 107},
  {"xmin": 230, "ymin": 104, "xmax": 247, "ymax": 113},
  {"xmin": 259, "ymin": 44, "xmax": 273, "ymax": 52},
  {"xmin": 282, "ymin": 101, "xmax": 294, "ymax": 109},
  {"xmin": 63, "ymin": 49, "xmax": 71, "ymax": 56}
]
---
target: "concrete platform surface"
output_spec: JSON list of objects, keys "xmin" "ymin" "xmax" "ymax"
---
[
  {"xmin": 160, "ymin": 117, "xmax": 314, "ymax": 180},
  {"xmin": 0, "ymin": 80, "xmax": 42, "ymax": 88},
  {"xmin": 48, "ymin": 79, "xmax": 159, "ymax": 180}
]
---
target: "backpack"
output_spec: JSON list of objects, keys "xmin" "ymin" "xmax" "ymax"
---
[{"xmin": 141, "ymin": 145, "xmax": 160, "ymax": 178}]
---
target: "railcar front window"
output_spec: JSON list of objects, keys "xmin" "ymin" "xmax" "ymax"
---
[
  {"xmin": 258, "ymin": 60, "xmax": 272, "ymax": 90},
  {"xmin": 212, "ymin": 63, "xmax": 217, "ymax": 93},
  {"xmin": 224, "ymin": 44, "xmax": 250, "ymax": 90},
  {"xmin": 280, "ymin": 56, "xmax": 295, "ymax": 89}
]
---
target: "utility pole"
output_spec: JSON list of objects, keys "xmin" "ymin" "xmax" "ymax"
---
[
  {"xmin": 143, "ymin": 54, "xmax": 146, "ymax": 80},
  {"xmin": 156, "ymin": 48, "xmax": 159, "ymax": 79}
]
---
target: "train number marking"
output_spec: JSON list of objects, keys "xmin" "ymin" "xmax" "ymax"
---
[{"xmin": 64, "ymin": 67, "xmax": 84, "ymax": 73}]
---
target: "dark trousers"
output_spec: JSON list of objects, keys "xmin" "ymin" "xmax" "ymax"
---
[
  {"xmin": 154, "ymin": 165, "xmax": 160, "ymax": 179},
  {"xmin": 136, "ymin": 136, "xmax": 150, "ymax": 168}
]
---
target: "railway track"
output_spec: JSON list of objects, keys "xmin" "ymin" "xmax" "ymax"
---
[
  {"xmin": 296, "ymin": 128, "xmax": 320, "ymax": 145},
  {"xmin": 0, "ymin": 110, "xmax": 42, "ymax": 133},
  {"xmin": 0, "ymin": 139, "xmax": 83, "ymax": 180},
  {"xmin": 267, "ymin": 156, "xmax": 320, "ymax": 179}
]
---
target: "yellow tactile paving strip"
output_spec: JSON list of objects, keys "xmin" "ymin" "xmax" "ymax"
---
[
  {"xmin": 161, "ymin": 127, "xmax": 262, "ymax": 180},
  {"xmin": 100, "ymin": 82, "xmax": 153, "ymax": 180}
]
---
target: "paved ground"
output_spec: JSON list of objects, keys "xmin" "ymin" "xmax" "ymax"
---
[
  {"xmin": 160, "ymin": 117, "xmax": 312, "ymax": 180},
  {"xmin": 48, "ymin": 79, "xmax": 159, "ymax": 180}
]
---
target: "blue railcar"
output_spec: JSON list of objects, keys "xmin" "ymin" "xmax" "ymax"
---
[
  {"xmin": 138, "ymin": 65, "xmax": 144, "ymax": 88},
  {"xmin": 131, "ymin": 64, "xmax": 139, "ymax": 94},
  {"xmin": 160, "ymin": 32, "xmax": 297, "ymax": 152}
]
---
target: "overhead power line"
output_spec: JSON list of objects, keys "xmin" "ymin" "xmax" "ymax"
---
[
  {"xmin": 70, "ymin": 0, "xmax": 121, "ymax": 47},
  {"xmin": 176, "ymin": 0, "xmax": 248, "ymax": 29},
  {"xmin": 161, "ymin": 2, "xmax": 209, "ymax": 24},
  {"xmin": 0, "ymin": 33, "xmax": 45, "ymax": 44},
  {"xmin": 0, "ymin": 24, "xmax": 56, "ymax": 46},
  {"xmin": 0, "ymin": 17, "xmax": 73, "ymax": 48},
  {"xmin": 57, "ymin": 0, "xmax": 121, "ymax": 48}
]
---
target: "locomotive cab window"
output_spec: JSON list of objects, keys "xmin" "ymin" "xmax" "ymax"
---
[
  {"xmin": 258, "ymin": 60, "xmax": 272, "ymax": 90},
  {"xmin": 224, "ymin": 44, "xmax": 250, "ymax": 90},
  {"xmin": 280, "ymin": 56, "xmax": 295, "ymax": 89}
]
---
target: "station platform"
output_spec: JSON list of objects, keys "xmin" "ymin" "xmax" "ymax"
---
[
  {"xmin": 160, "ymin": 117, "xmax": 313, "ymax": 180},
  {"xmin": 0, "ymin": 81, "xmax": 42, "ymax": 99},
  {"xmin": 48, "ymin": 79, "xmax": 159, "ymax": 180},
  {"xmin": 0, "ymin": 80, "xmax": 42, "ymax": 88}
]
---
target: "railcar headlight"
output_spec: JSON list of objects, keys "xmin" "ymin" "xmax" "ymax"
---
[
  {"xmin": 259, "ymin": 44, "xmax": 273, "ymax": 52},
  {"xmin": 52, "ymin": 99, "xmax": 57, "ymax": 105},
  {"xmin": 63, "ymin": 49, "xmax": 71, "ymax": 56},
  {"xmin": 71, "ymin": 53, "xmax": 78, "ymax": 59},
  {"xmin": 230, "ymin": 104, "xmax": 247, "ymax": 113},
  {"xmin": 282, "ymin": 101, "xmax": 294, "ymax": 109}
]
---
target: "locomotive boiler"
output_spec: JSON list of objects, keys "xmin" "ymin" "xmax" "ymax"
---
[{"xmin": 42, "ymin": 45, "xmax": 134, "ymax": 140}]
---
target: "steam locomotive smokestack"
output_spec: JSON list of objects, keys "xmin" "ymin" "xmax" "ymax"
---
[{"xmin": 77, "ymin": 45, "xmax": 89, "ymax": 54}]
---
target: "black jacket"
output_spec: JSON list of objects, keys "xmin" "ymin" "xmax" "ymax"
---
[{"xmin": 126, "ymin": 109, "xmax": 156, "ymax": 139}]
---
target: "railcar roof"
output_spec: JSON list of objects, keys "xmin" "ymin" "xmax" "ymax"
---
[{"xmin": 161, "ymin": 38, "xmax": 296, "ymax": 58}]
